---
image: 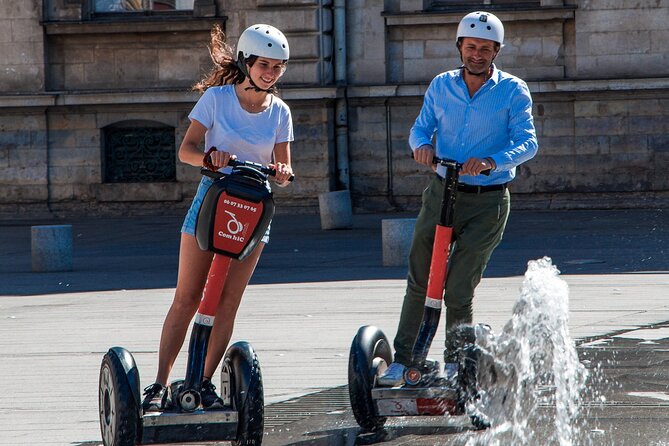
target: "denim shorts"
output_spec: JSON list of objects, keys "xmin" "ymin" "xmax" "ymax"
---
[{"xmin": 181, "ymin": 176, "xmax": 271, "ymax": 244}]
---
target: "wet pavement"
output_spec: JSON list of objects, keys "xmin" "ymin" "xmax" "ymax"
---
[
  {"xmin": 263, "ymin": 324, "xmax": 669, "ymax": 446},
  {"xmin": 0, "ymin": 208, "xmax": 667, "ymax": 445}
]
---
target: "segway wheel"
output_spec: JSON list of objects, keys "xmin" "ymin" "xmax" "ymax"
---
[
  {"xmin": 224, "ymin": 341, "xmax": 264, "ymax": 446},
  {"xmin": 348, "ymin": 325, "xmax": 392, "ymax": 432},
  {"xmin": 99, "ymin": 350, "xmax": 140, "ymax": 446}
]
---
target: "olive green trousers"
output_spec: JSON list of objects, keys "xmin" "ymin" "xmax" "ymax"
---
[{"xmin": 392, "ymin": 175, "xmax": 510, "ymax": 365}]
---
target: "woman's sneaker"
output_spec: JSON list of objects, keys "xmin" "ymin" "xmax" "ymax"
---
[
  {"xmin": 142, "ymin": 383, "xmax": 166, "ymax": 412},
  {"xmin": 201, "ymin": 379, "xmax": 225, "ymax": 409}
]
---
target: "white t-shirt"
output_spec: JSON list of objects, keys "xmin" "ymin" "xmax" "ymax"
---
[{"xmin": 188, "ymin": 85, "xmax": 293, "ymax": 170}]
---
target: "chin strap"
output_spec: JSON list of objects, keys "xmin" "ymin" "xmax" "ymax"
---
[
  {"xmin": 461, "ymin": 64, "xmax": 493, "ymax": 80},
  {"xmin": 244, "ymin": 83, "xmax": 271, "ymax": 93},
  {"xmin": 464, "ymin": 67, "xmax": 488, "ymax": 77}
]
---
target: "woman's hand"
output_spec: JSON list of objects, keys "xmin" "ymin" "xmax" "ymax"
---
[
  {"xmin": 204, "ymin": 147, "xmax": 235, "ymax": 170},
  {"xmin": 271, "ymin": 162, "xmax": 293, "ymax": 187}
]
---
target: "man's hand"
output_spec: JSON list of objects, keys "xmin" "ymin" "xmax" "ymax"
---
[
  {"xmin": 461, "ymin": 157, "xmax": 495, "ymax": 176},
  {"xmin": 413, "ymin": 145, "xmax": 435, "ymax": 168}
]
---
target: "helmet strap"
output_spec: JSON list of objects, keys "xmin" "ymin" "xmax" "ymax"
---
[
  {"xmin": 244, "ymin": 82, "xmax": 272, "ymax": 93},
  {"xmin": 461, "ymin": 65, "xmax": 493, "ymax": 81}
]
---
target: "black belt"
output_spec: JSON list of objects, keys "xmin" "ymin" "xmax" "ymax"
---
[
  {"xmin": 457, "ymin": 183, "xmax": 507, "ymax": 193},
  {"xmin": 434, "ymin": 174, "xmax": 507, "ymax": 193}
]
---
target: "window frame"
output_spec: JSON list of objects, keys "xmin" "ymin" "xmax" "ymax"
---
[{"xmin": 427, "ymin": 0, "xmax": 549, "ymax": 11}]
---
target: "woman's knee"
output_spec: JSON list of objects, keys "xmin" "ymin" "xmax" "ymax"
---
[{"xmin": 171, "ymin": 288, "xmax": 203, "ymax": 313}]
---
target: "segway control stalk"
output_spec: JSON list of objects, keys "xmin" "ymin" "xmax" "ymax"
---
[{"xmin": 406, "ymin": 158, "xmax": 489, "ymax": 385}]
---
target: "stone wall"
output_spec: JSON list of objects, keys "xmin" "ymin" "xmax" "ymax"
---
[
  {"xmin": 0, "ymin": 1, "xmax": 44, "ymax": 93},
  {"xmin": 574, "ymin": 0, "xmax": 669, "ymax": 78},
  {"xmin": 46, "ymin": 31, "xmax": 212, "ymax": 91},
  {"xmin": 0, "ymin": 0, "xmax": 667, "ymax": 216}
]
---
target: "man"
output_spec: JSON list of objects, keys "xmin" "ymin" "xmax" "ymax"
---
[{"xmin": 378, "ymin": 11, "xmax": 539, "ymax": 386}]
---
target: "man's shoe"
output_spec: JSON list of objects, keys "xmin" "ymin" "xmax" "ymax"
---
[
  {"xmin": 142, "ymin": 383, "xmax": 166, "ymax": 412},
  {"xmin": 201, "ymin": 379, "xmax": 225, "ymax": 409},
  {"xmin": 377, "ymin": 362, "xmax": 406, "ymax": 387}
]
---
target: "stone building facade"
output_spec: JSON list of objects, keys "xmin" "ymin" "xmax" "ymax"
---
[{"xmin": 0, "ymin": 0, "xmax": 667, "ymax": 217}]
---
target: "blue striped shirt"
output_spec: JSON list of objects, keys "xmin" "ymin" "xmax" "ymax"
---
[{"xmin": 409, "ymin": 65, "xmax": 538, "ymax": 186}]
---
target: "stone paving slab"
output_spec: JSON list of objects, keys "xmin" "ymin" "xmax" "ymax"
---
[{"xmin": 0, "ymin": 209, "xmax": 667, "ymax": 445}]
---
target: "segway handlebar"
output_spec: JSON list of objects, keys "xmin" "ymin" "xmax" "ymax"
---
[
  {"xmin": 201, "ymin": 157, "xmax": 295, "ymax": 182},
  {"xmin": 432, "ymin": 156, "xmax": 491, "ymax": 176}
]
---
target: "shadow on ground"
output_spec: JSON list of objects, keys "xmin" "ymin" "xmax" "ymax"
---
[{"xmin": 0, "ymin": 209, "xmax": 666, "ymax": 296}]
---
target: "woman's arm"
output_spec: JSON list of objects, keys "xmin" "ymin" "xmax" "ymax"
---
[
  {"xmin": 178, "ymin": 120, "xmax": 208, "ymax": 167},
  {"xmin": 271, "ymin": 141, "xmax": 293, "ymax": 186},
  {"xmin": 179, "ymin": 119, "xmax": 233, "ymax": 169}
]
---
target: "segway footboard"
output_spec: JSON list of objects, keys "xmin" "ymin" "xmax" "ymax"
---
[
  {"xmin": 140, "ymin": 339, "xmax": 265, "ymax": 445},
  {"xmin": 141, "ymin": 410, "xmax": 238, "ymax": 444},
  {"xmin": 371, "ymin": 386, "xmax": 460, "ymax": 417}
]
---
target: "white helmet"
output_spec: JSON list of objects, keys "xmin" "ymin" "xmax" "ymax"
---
[
  {"xmin": 236, "ymin": 24, "xmax": 290, "ymax": 62},
  {"xmin": 456, "ymin": 11, "xmax": 504, "ymax": 46}
]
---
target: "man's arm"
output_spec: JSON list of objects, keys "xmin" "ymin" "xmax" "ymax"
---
[
  {"xmin": 409, "ymin": 79, "xmax": 438, "ymax": 164},
  {"xmin": 488, "ymin": 81, "xmax": 538, "ymax": 171}
]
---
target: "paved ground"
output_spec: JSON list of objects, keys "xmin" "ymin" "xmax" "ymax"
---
[{"xmin": 0, "ymin": 208, "xmax": 667, "ymax": 445}]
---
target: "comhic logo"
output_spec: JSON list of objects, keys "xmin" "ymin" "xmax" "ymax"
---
[{"xmin": 217, "ymin": 210, "xmax": 246, "ymax": 243}]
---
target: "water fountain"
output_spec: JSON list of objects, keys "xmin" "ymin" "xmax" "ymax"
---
[{"xmin": 467, "ymin": 257, "xmax": 588, "ymax": 445}]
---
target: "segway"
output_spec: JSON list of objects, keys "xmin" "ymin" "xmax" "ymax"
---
[
  {"xmin": 348, "ymin": 157, "xmax": 491, "ymax": 432},
  {"xmin": 99, "ymin": 155, "xmax": 292, "ymax": 445}
]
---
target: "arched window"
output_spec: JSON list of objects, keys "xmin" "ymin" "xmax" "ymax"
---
[{"xmin": 102, "ymin": 121, "xmax": 176, "ymax": 183}]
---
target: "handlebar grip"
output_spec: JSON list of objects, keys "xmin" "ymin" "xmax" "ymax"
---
[
  {"xmin": 202, "ymin": 154, "xmax": 295, "ymax": 182},
  {"xmin": 431, "ymin": 156, "xmax": 492, "ymax": 176},
  {"xmin": 265, "ymin": 168, "xmax": 295, "ymax": 182}
]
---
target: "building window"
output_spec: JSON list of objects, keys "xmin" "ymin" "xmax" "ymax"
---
[
  {"xmin": 429, "ymin": 0, "xmax": 540, "ymax": 9},
  {"xmin": 103, "ymin": 123, "xmax": 176, "ymax": 183},
  {"xmin": 93, "ymin": 0, "xmax": 194, "ymax": 13}
]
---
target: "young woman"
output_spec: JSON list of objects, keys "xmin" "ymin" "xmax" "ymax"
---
[{"xmin": 142, "ymin": 23, "xmax": 294, "ymax": 411}]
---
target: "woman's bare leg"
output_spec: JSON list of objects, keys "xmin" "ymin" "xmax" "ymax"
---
[
  {"xmin": 154, "ymin": 233, "xmax": 213, "ymax": 385},
  {"xmin": 203, "ymin": 242, "xmax": 265, "ymax": 379}
]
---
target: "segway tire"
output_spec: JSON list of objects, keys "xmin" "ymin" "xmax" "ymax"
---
[
  {"xmin": 225, "ymin": 342, "xmax": 264, "ymax": 446},
  {"xmin": 99, "ymin": 351, "xmax": 140, "ymax": 446},
  {"xmin": 348, "ymin": 325, "xmax": 392, "ymax": 432}
]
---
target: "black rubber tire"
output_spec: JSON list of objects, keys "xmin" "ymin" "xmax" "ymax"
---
[
  {"xmin": 348, "ymin": 325, "xmax": 392, "ymax": 432},
  {"xmin": 226, "ymin": 342, "xmax": 264, "ymax": 446},
  {"xmin": 99, "ymin": 352, "xmax": 140, "ymax": 446}
]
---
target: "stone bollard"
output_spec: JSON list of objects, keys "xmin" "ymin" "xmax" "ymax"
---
[
  {"xmin": 318, "ymin": 190, "xmax": 353, "ymax": 230},
  {"xmin": 31, "ymin": 224, "xmax": 73, "ymax": 272},
  {"xmin": 382, "ymin": 218, "xmax": 416, "ymax": 266}
]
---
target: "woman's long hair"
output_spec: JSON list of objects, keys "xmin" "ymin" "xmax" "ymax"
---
[{"xmin": 192, "ymin": 24, "xmax": 246, "ymax": 93}]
